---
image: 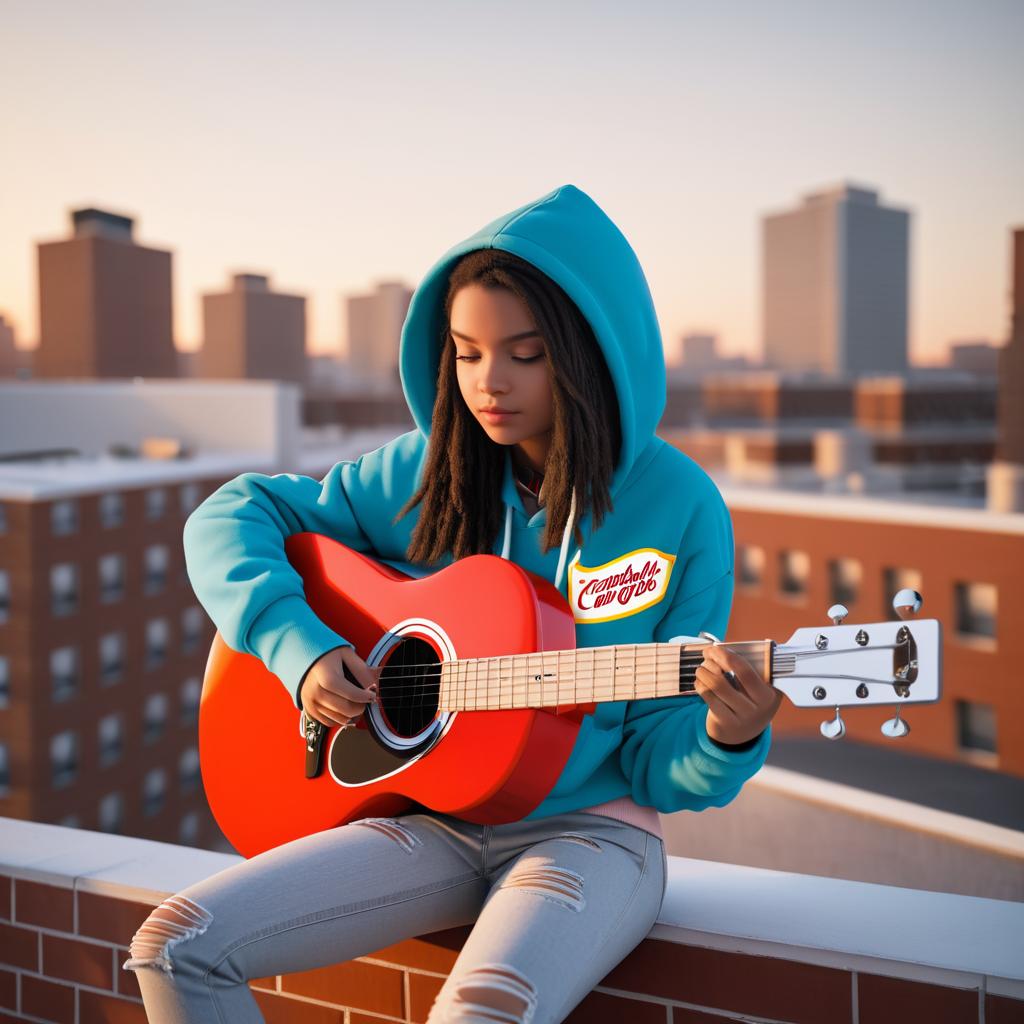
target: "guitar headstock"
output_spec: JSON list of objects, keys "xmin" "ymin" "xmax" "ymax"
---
[{"xmin": 771, "ymin": 589, "xmax": 941, "ymax": 740}]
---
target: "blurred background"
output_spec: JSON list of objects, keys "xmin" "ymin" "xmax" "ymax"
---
[{"xmin": 1, "ymin": 0, "xmax": 1022, "ymax": 903}]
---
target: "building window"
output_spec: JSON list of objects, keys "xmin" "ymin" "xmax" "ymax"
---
[
  {"xmin": 954, "ymin": 582, "xmax": 997, "ymax": 640},
  {"xmin": 0, "ymin": 502, "xmax": 6, "ymax": 534},
  {"xmin": 179, "ymin": 746, "xmax": 201, "ymax": 794},
  {"xmin": 0, "ymin": 569, "xmax": 9, "ymax": 622},
  {"xmin": 181, "ymin": 605, "xmax": 204, "ymax": 654},
  {"xmin": 50, "ymin": 562, "xmax": 79, "ymax": 616},
  {"xmin": 956, "ymin": 700, "xmax": 997, "ymax": 755},
  {"xmin": 99, "ymin": 792, "xmax": 124, "ymax": 834},
  {"xmin": 51, "ymin": 499, "xmax": 78, "ymax": 536},
  {"xmin": 145, "ymin": 618, "xmax": 169, "ymax": 669},
  {"xmin": 0, "ymin": 656, "xmax": 9, "ymax": 708},
  {"xmin": 180, "ymin": 482, "xmax": 201, "ymax": 516},
  {"xmin": 143, "ymin": 768, "xmax": 167, "ymax": 817},
  {"xmin": 50, "ymin": 646, "xmax": 78, "ymax": 703},
  {"xmin": 180, "ymin": 676, "xmax": 202, "ymax": 726},
  {"xmin": 99, "ymin": 553, "xmax": 126, "ymax": 603},
  {"xmin": 99, "ymin": 631, "xmax": 125, "ymax": 685},
  {"xmin": 778, "ymin": 549, "xmax": 810, "ymax": 598},
  {"xmin": 51, "ymin": 730, "xmax": 78, "ymax": 788},
  {"xmin": 99, "ymin": 492, "xmax": 124, "ymax": 529},
  {"xmin": 98, "ymin": 712, "xmax": 124, "ymax": 768},
  {"xmin": 736, "ymin": 544, "xmax": 764, "ymax": 588},
  {"xmin": 0, "ymin": 743, "xmax": 9, "ymax": 795},
  {"xmin": 828, "ymin": 558, "xmax": 862, "ymax": 607},
  {"xmin": 883, "ymin": 567, "xmax": 922, "ymax": 606},
  {"xmin": 144, "ymin": 544, "xmax": 170, "ymax": 593},
  {"xmin": 143, "ymin": 692, "xmax": 169, "ymax": 744},
  {"xmin": 179, "ymin": 811, "xmax": 200, "ymax": 846},
  {"xmin": 145, "ymin": 487, "xmax": 167, "ymax": 521}
]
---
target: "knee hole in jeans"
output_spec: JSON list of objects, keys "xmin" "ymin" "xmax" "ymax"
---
[
  {"xmin": 429, "ymin": 963, "xmax": 539, "ymax": 1023},
  {"xmin": 123, "ymin": 894, "xmax": 214, "ymax": 974}
]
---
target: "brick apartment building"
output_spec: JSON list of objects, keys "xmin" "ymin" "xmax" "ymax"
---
[
  {"xmin": 0, "ymin": 381, "xmax": 395, "ymax": 851},
  {"xmin": 713, "ymin": 486, "xmax": 1021, "ymax": 776},
  {"xmin": 0, "ymin": 462, "xmax": 228, "ymax": 847}
]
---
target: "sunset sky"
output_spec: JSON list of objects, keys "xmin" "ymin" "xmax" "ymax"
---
[{"xmin": 1, "ymin": 0, "xmax": 1021, "ymax": 364}]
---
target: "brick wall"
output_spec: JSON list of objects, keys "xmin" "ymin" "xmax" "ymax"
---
[{"xmin": 0, "ymin": 864, "xmax": 1019, "ymax": 1024}]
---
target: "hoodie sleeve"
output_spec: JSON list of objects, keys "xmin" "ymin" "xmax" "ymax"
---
[
  {"xmin": 618, "ymin": 478, "xmax": 771, "ymax": 813},
  {"xmin": 182, "ymin": 432, "xmax": 422, "ymax": 709}
]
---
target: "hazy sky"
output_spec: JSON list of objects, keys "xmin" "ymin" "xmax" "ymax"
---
[{"xmin": 1, "ymin": 0, "xmax": 1021, "ymax": 363}]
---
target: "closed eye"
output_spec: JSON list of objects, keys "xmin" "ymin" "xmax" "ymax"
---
[{"xmin": 455, "ymin": 355, "xmax": 543, "ymax": 362}]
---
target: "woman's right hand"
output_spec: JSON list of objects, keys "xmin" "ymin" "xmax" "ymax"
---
[{"xmin": 299, "ymin": 646, "xmax": 381, "ymax": 729}]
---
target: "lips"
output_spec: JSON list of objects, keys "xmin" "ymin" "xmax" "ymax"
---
[{"xmin": 480, "ymin": 407, "xmax": 517, "ymax": 414}]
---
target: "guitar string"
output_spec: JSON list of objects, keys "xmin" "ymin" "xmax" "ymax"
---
[
  {"xmin": 327, "ymin": 649, "xmax": 731, "ymax": 712},
  {"xmin": 344, "ymin": 651, "xmax": 715, "ymax": 697},
  {"xmin": 329, "ymin": 640, "xmax": 899, "ymax": 699},
  {"xmin": 342, "ymin": 639, "xmax": 768, "ymax": 676},
  {"xmin": 333, "ymin": 637, "xmax": 895, "ymax": 681},
  {"xmin": 337, "ymin": 643, "xmax": 764, "ymax": 693},
  {"xmin": 446, "ymin": 648, "xmax": 688, "ymax": 711},
  {"xmin": 323, "ymin": 646, "xmax": 901, "ymax": 712}
]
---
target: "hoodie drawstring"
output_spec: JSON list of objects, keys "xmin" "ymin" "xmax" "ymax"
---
[{"xmin": 499, "ymin": 487, "xmax": 577, "ymax": 594}]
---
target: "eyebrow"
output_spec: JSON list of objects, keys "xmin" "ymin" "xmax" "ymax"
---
[{"xmin": 449, "ymin": 329, "xmax": 542, "ymax": 344}]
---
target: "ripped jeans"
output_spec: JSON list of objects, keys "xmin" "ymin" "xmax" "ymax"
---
[{"xmin": 123, "ymin": 809, "xmax": 667, "ymax": 1023}]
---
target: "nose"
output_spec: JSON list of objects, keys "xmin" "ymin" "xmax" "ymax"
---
[{"xmin": 476, "ymin": 358, "xmax": 510, "ymax": 395}]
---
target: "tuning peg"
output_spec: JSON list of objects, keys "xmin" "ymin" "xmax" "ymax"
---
[
  {"xmin": 698, "ymin": 631, "xmax": 722, "ymax": 644},
  {"xmin": 827, "ymin": 603, "xmax": 849, "ymax": 624},
  {"xmin": 820, "ymin": 706, "xmax": 846, "ymax": 740},
  {"xmin": 892, "ymin": 589, "xmax": 923, "ymax": 621},
  {"xmin": 881, "ymin": 705, "xmax": 910, "ymax": 738}
]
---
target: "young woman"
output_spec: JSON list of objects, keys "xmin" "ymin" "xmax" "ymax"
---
[{"xmin": 124, "ymin": 183, "xmax": 782, "ymax": 1023}]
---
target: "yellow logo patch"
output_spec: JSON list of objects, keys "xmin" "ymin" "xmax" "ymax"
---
[{"xmin": 567, "ymin": 548, "xmax": 675, "ymax": 624}]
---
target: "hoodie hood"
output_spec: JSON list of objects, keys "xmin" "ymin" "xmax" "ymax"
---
[
  {"xmin": 399, "ymin": 183, "xmax": 667, "ymax": 498},
  {"xmin": 398, "ymin": 183, "xmax": 667, "ymax": 592}
]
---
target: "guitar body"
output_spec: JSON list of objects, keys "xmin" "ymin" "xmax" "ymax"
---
[{"xmin": 199, "ymin": 533, "xmax": 583, "ymax": 857}]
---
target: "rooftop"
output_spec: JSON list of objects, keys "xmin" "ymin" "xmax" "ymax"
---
[{"xmin": 715, "ymin": 477, "xmax": 1024, "ymax": 534}]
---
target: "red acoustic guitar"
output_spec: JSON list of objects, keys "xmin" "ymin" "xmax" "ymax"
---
[{"xmin": 198, "ymin": 533, "xmax": 942, "ymax": 857}]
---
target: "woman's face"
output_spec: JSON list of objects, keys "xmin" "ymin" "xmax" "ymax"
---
[{"xmin": 449, "ymin": 283, "xmax": 554, "ymax": 470}]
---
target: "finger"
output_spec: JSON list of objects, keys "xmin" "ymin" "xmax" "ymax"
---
[
  {"xmin": 694, "ymin": 674, "xmax": 738, "ymax": 722},
  {"xmin": 306, "ymin": 703, "xmax": 349, "ymax": 729},
  {"xmin": 341, "ymin": 651, "xmax": 382, "ymax": 693},
  {"xmin": 322, "ymin": 672, "xmax": 377, "ymax": 704},
  {"xmin": 700, "ymin": 664, "xmax": 760, "ymax": 715},
  {"xmin": 696, "ymin": 665, "xmax": 743, "ymax": 716},
  {"xmin": 318, "ymin": 690, "xmax": 372, "ymax": 721},
  {"xmin": 706, "ymin": 647, "xmax": 770, "ymax": 704}
]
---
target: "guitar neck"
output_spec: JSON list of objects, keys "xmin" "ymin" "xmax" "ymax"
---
[{"xmin": 439, "ymin": 640, "xmax": 773, "ymax": 711}]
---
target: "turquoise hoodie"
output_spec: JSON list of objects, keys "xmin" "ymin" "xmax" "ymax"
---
[{"xmin": 182, "ymin": 183, "xmax": 771, "ymax": 819}]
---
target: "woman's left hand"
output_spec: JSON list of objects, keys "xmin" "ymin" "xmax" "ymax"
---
[{"xmin": 695, "ymin": 644, "xmax": 784, "ymax": 746}]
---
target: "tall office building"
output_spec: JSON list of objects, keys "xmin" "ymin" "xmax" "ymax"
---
[
  {"xmin": 988, "ymin": 228, "xmax": 1024, "ymax": 513},
  {"xmin": 35, "ymin": 208, "xmax": 177, "ymax": 379},
  {"xmin": 762, "ymin": 184, "xmax": 910, "ymax": 376},
  {"xmin": 344, "ymin": 280, "xmax": 413, "ymax": 385},
  {"xmin": 197, "ymin": 273, "xmax": 306, "ymax": 384}
]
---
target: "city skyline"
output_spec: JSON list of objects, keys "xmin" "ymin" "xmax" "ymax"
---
[{"xmin": 1, "ymin": 2, "xmax": 1021, "ymax": 364}]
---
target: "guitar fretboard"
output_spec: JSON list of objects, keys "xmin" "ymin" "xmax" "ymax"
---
[{"xmin": 438, "ymin": 641, "xmax": 770, "ymax": 711}]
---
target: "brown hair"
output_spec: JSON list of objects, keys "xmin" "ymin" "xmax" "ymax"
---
[{"xmin": 396, "ymin": 248, "xmax": 621, "ymax": 564}]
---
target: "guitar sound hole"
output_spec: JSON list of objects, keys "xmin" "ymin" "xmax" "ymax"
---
[{"xmin": 379, "ymin": 637, "xmax": 441, "ymax": 738}]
